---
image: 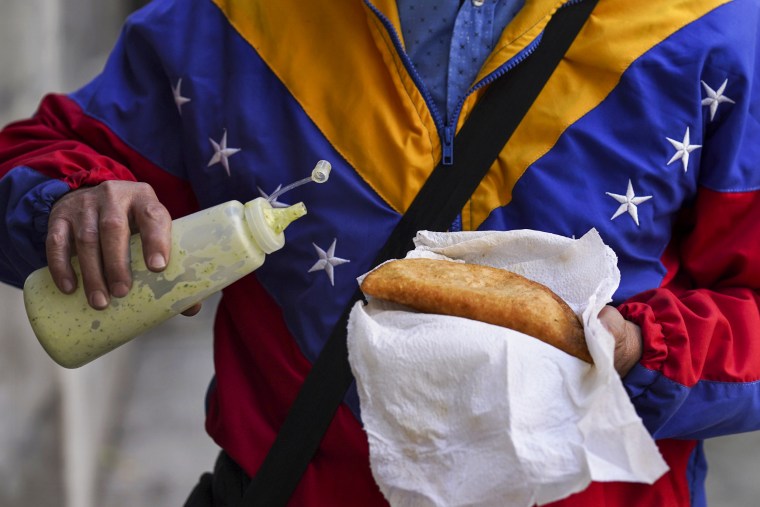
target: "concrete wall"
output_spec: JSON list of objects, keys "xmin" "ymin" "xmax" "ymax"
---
[{"xmin": 0, "ymin": 2, "xmax": 140, "ymax": 506}]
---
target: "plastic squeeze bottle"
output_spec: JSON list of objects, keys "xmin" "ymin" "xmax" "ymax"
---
[{"xmin": 23, "ymin": 161, "xmax": 331, "ymax": 368}]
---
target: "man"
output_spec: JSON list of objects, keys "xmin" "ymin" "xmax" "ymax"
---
[{"xmin": 1, "ymin": 0, "xmax": 758, "ymax": 505}]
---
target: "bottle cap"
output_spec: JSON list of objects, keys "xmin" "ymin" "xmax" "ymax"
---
[{"xmin": 311, "ymin": 160, "xmax": 331, "ymax": 183}]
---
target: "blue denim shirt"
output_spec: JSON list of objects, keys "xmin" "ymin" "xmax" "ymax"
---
[{"xmin": 397, "ymin": 0, "xmax": 525, "ymax": 124}]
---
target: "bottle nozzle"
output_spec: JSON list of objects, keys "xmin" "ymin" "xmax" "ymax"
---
[{"xmin": 264, "ymin": 202, "xmax": 307, "ymax": 234}]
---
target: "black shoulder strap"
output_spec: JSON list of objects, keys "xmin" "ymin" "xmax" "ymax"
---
[{"xmin": 241, "ymin": 1, "xmax": 599, "ymax": 505}]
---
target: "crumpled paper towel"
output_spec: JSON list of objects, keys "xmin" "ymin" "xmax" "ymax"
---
[{"xmin": 347, "ymin": 229, "xmax": 668, "ymax": 507}]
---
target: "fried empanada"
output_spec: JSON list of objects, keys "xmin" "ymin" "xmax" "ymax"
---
[{"xmin": 360, "ymin": 258, "xmax": 591, "ymax": 363}]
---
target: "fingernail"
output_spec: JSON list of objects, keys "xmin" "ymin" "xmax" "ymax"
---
[
  {"xmin": 111, "ymin": 282, "xmax": 129, "ymax": 298},
  {"xmin": 90, "ymin": 291, "xmax": 109, "ymax": 309},
  {"xmin": 149, "ymin": 254, "xmax": 166, "ymax": 270},
  {"xmin": 60, "ymin": 278, "xmax": 75, "ymax": 294}
]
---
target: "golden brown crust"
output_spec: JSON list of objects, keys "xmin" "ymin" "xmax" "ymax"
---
[{"xmin": 360, "ymin": 258, "xmax": 591, "ymax": 363}]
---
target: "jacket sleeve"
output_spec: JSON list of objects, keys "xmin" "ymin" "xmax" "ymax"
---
[
  {"xmin": 619, "ymin": 186, "xmax": 760, "ymax": 440},
  {"xmin": 0, "ymin": 2, "xmax": 199, "ymax": 288},
  {"xmin": 615, "ymin": 0, "xmax": 760, "ymax": 440},
  {"xmin": 618, "ymin": 47, "xmax": 760, "ymax": 440}
]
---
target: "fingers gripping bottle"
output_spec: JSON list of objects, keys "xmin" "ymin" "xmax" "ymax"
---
[{"xmin": 23, "ymin": 161, "xmax": 331, "ymax": 368}]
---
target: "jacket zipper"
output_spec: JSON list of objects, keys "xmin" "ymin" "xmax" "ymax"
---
[
  {"xmin": 364, "ymin": 1, "xmax": 447, "ymax": 144},
  {"xmin": 444, "ymin": 36, "xmax": 541, "ymax": 164},
  {"xmin": 365, "ymin": 0, "xmax": 577, "ymax": 165}
]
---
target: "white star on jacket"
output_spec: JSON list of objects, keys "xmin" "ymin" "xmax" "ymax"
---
[
  {"xmin": 172, "ymin": 78, "xmax": 191, "ymax": 114},
  {"xmin": 606, "ymin": 180, "xmax": 653, "ymax": 227},
  {"xmin": 308, "ymin": 238, "xmax": 350, "ymax": 286},
  {"xmin": 208, "ymin": 130, "xmax": 241, "ymax": 176},
  {"xmin": 701, "ymin": 79, "xmax": 735, "ymax": 121},
  {"xmin": 257, "ymin": 185, "xmax": 290, "ymax": 208},
  {"xmin": 666, "ymin": 127, "xmax": 701, "ymax": 173}
]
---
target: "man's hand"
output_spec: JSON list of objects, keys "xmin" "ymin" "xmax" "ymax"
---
[
  {"xmin": 45, "ymin": 180, "xmax": 203, "ymax": 313},
  {"xmin": 598, "ymin": 306, "xmax": 643, "ymax": 377}
]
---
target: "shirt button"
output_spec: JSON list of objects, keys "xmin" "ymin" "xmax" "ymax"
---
[{"xmin": 472, "ymin": 0, "xmax": 485, "ymax": 6}]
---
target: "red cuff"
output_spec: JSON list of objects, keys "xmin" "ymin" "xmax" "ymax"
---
[{"xmin": 618, "ymin": 299, "xmax": 666, "ymax": 374}]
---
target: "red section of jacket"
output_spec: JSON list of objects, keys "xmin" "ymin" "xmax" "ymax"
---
[
  {"xmin": 0, "ymin": 94, "xmax": 198, "ymax": 218},
  {"xmin": 545, "ymin": 439, "xmax": 696, "ymax": 507},
  {"xmin": 206, "ymin": 277, "xmax": 388, "ymax": 506},
  {"xmin": 620, "ymin": 188, "xmax": 760, "ymax": 387}
]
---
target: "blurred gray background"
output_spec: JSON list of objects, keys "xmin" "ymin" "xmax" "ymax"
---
[
  {"xmin": 0, "ymin": 1, "xmax": 758, "ymax": 506},
  {"xmin": 0, "ymin": 1, "xmax": 219, "ymax": 507}
]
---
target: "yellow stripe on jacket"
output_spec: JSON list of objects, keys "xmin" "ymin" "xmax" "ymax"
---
[{"xmin": 212, "ymin": 0, "xmax": 730, "ymax": 229}]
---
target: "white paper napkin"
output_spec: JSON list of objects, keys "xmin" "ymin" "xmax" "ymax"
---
[{"xmin": 347, "ymin": 229, "xmax": 668, "ymax": 507}]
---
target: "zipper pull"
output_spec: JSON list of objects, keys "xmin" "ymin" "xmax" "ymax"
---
[{"xmin": 442, "ymin": 126, "xmax": 454, "ymax": 165}]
